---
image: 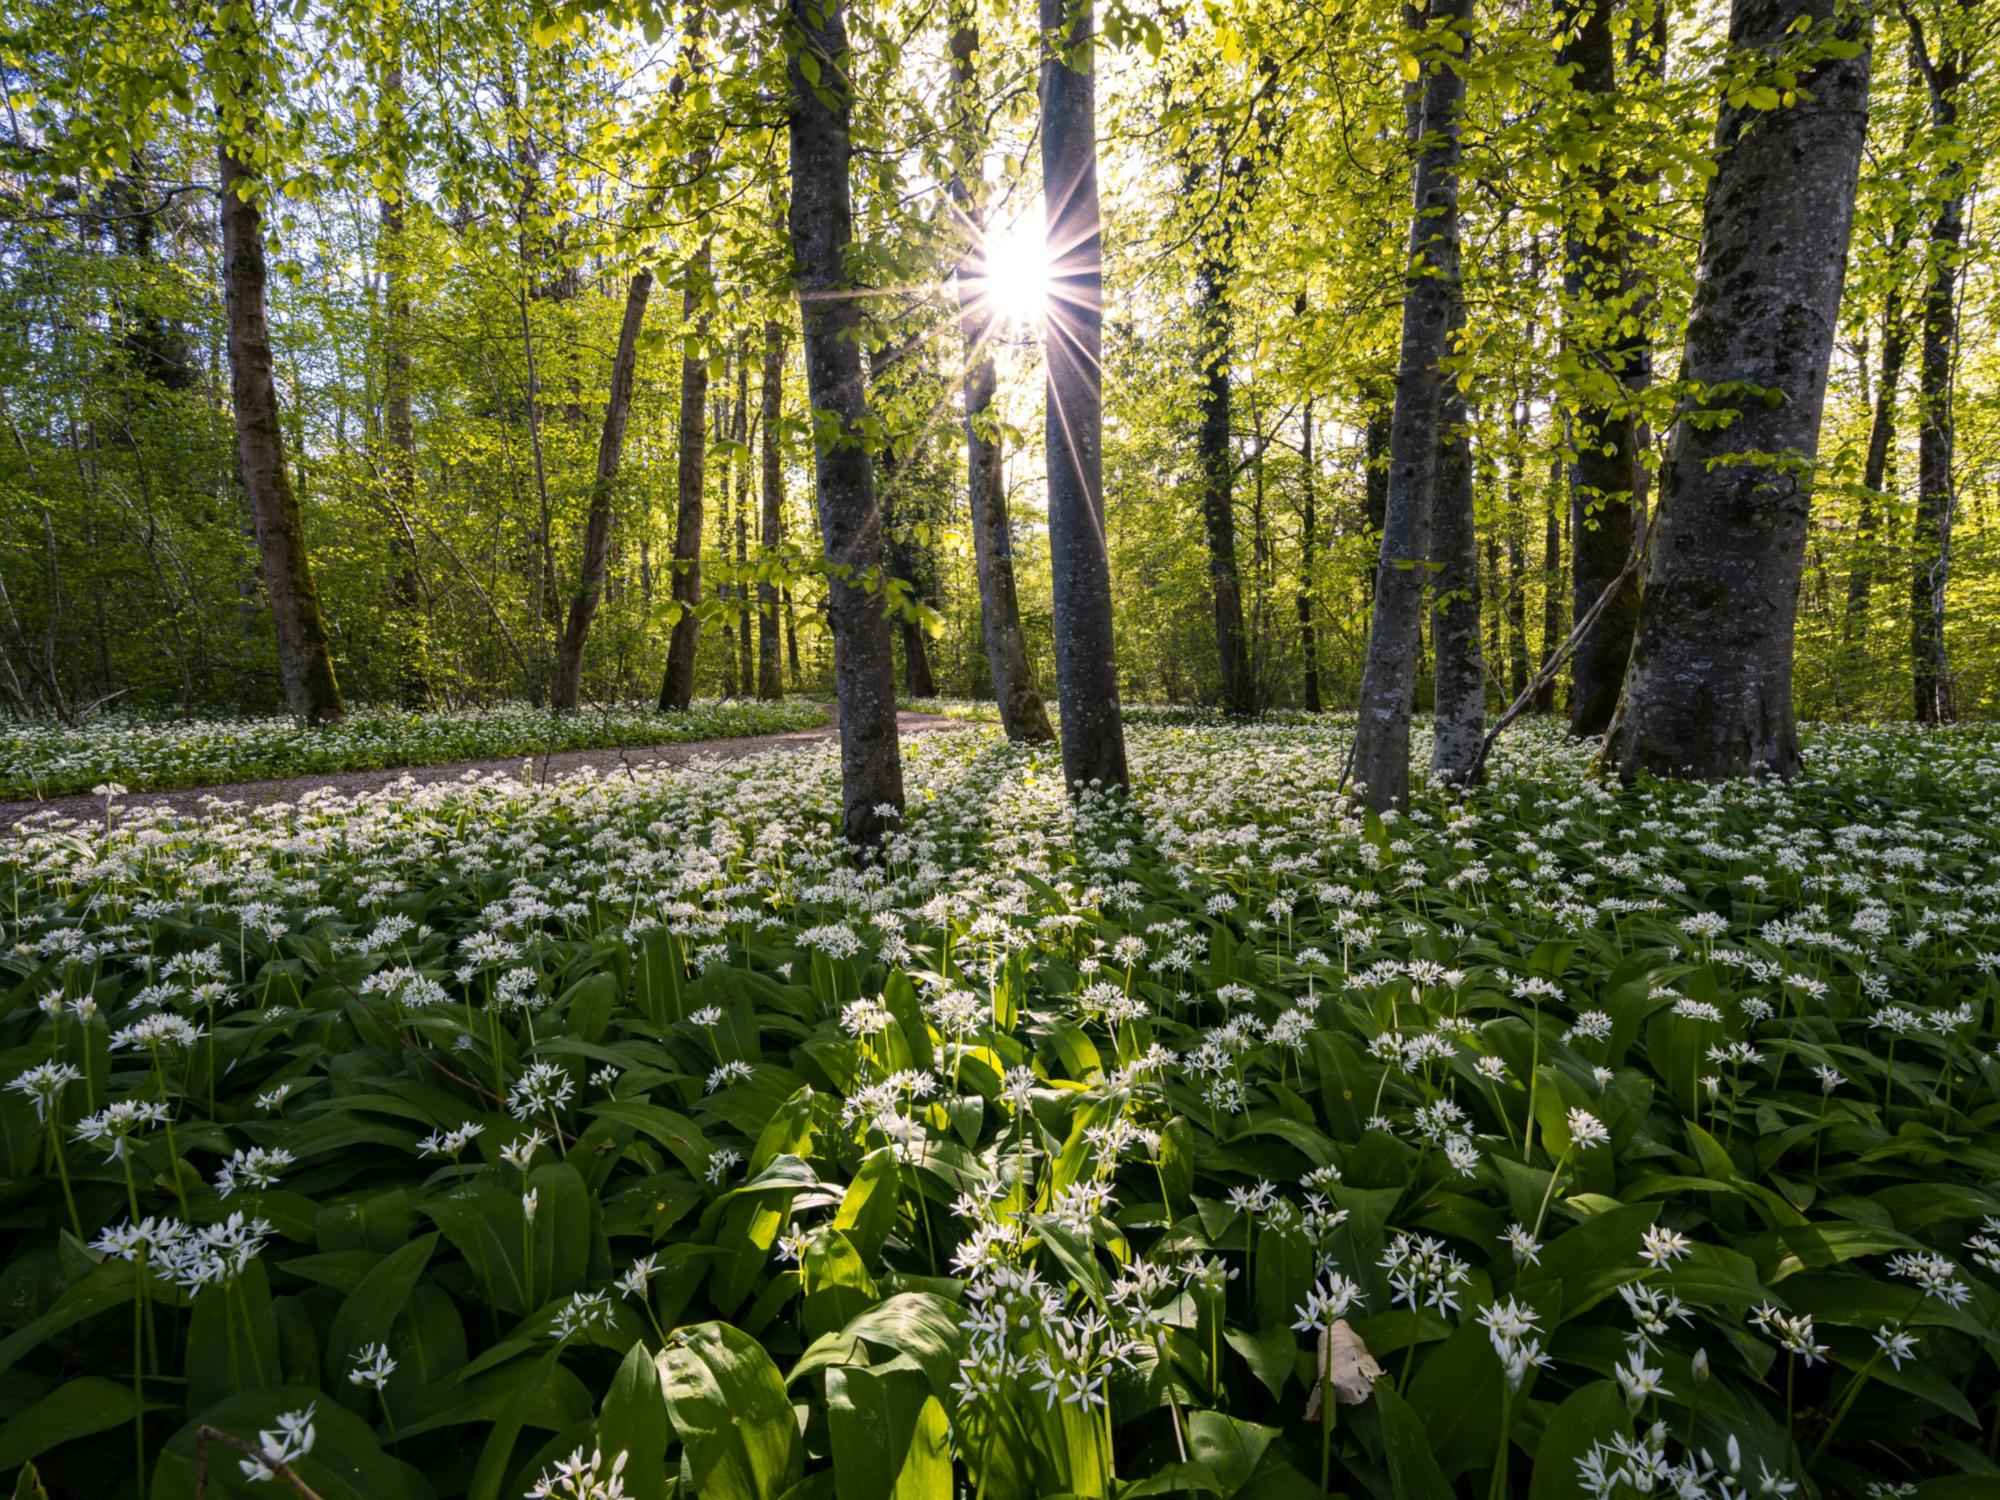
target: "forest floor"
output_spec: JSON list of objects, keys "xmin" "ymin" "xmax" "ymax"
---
[{"xmin": 0, "ymin": 708, "xmax": 967, "ymax": 828}]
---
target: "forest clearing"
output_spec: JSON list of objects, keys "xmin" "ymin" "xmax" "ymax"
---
[{"xmin": 4, "ymin": 0, "xmax": 2000, "ymax": 1494}]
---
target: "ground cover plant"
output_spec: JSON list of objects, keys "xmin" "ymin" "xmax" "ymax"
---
[
  {"xmin": 3, "ymin": 719, "xmax": 1998, "ymax": 1498},
  {"xmin": 0, "ymin": 701, "xmax": 831, "ymax": 801}
]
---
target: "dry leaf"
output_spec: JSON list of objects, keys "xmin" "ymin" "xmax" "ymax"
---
[{"xmin": 1303, "ymin": 1319, "xmax": 1384, "ymax": 1419}]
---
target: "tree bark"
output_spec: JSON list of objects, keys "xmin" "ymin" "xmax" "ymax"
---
[
  {"xmin": 757, "ymin": 317, "xmax": 786, "ymax": 699},
  {"xmin": 1039, "ymin": 0, "xmax": 1128, "ymax": 792},
  {"xmin": 1909, "ymin": 13, "xmax": 1965, "ymax": 726},
  {"xmin": 378, "ymin": 51, "xmax": 427, "ymax": 708},
  {"xmin": 948, "ymin": 10, "xmax": 1052, "ymax": 741},
  {"xmin": 1558, "ymin": 0, "xmax": 1641, "ymax": 738},
  {"xmin": 787, "ymin": 0, "xmax": 905, "ymax": 844},
  {"xmin": 657, "ymin": 261, "xmax": 710, "ymax": 710},
  {"xmin": 1351, "ymin": 0, "xmax": 1469, "ymax": 811},
  {"xmin": 1608, "ymin": 0, "xmax": 1870, "ymax": 779},
  {"xmin": 1504, "ymin": 427, "xmax": 1530, "ymax": 699},
  {"xmin": 732, "ymin": 348, "xmax": 753, "ymax": 696},
  {"xmin": 1844, "ymin": 295, "xmax": 1905, "ymax": 653},
  {"xmin": 1191, "ymin": 149, "xmax": 1253, "ymax": 715},
  {"xmin": 656, "ymin": 10, "xmax": 716, "ymax": 712},
  {"xmin": 1298, "ymin": 394, "xmax": 1321, "ymax": 712},
  {"xmin": 553, "ymin": 268, "xmax": 652, "ymax": 711},
  {"xmin": 1429, "ymin": 314, "xmax": 1483, "ymax": 784},
  {"xmin": 1533, "ymin": 468, "xmax": 1562, "ymax": 712},
  {"xmin": 218, "ymin": 136, "xmax": 345, "ymax": 724}
]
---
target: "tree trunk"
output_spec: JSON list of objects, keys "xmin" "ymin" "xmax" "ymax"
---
[
  {"xmin": 1351, "ymin": 0, "xmax": 1469, "ymax": 811},
  {"xmin": 1909, "ymin": 18, "xmax": 1965, "ymax": 726},
  {"xmin": 1530, "ymin": 470, "xmax": 1564, "ymax": 713},
  {"xmin": 787, "ymin": 0, "xmax": 904, "ymax": 844},
  {"xmin": 1558, "ymin": 0, "xmax": 1640, "ymax": 738},
  {"xmin": 948, "ymin": 9, "xmax": 1052, "ymax": 742},
  {"xmin": 1360, "ymin": 377, "xmax": 1390, "ymax": 609},
  {"xmin": 757, "ymin": 317, "xmax": 786, "ymax": 699},
  {"xmin": 1040, "ymin": 0, "xmax": 1128, "ymax": 792},
  {"xmin": 1844, "ymin": 295, "xmax": 1905, "ymax": 652},
  {"xmin": 218, "ymin": 136, "xmax": 345, "ymax": 724},
  {"xmin": 1192, "ymin": 160, "xmax": 1252, "ymax": 715},
  {"xmin": 379, "ymin": 52, "xmax": 427, "ymax": 708},
  {"xmin": 1505, "ymin": 436, "xmax": 1530, "ymax": 698},
  {"xmin": 657, "ymin": 260, "xmax": 710, "ymax": 710},
  {"xmin": 733, "ymin": 349, "xmax": 753, "ymax": 697},
  {"xmin": 1608, "ymin": 0, "xmax": 1870, "ymax": 779},
  {"xmin": 1298, "ymin": 394, "xmax": 1321, "ymax": 713},
  {"xmin": 553, "ymin": 268, "xmax": 651, "ymax": 711},
  {"xmin": 1429, "ymin": 328, "xmax": 1482, "ymax": 784},
  {"xmin": 1484, "ymin": 532, "xmax": 1502, "ymax": 670}
]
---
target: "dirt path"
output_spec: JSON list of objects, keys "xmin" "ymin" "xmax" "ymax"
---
[{"xmin": 1, "ymin": 711, "xmax": 968, "ymax": 829}]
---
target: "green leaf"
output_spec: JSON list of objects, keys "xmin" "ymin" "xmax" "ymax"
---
[
  {"xmin": 0, "ymin": 1377, "xmax": 166, "ymax": 1471},
  {"xmin": 187, "ymin": 1260, "xmax": 283, "ymax": 1412},
  {"xmin": 827, "ymin": 1365, "xmax": 952, "ymax": 1500},
  {"xmin": 1186, "ymin": 1410, "xmax": 1279, "ymax": 1497},
  {"xmin": 1529, "ymin": 1381, "xmax": 1626, "ymax": 1500},
  {"xmin": 1374, "ymin": 1384, "xmax": 1453, "ymax": 1500},
  {"xmin": 658, "ymin": 1322, "xmax": 802, "ymax": 1500},
  {"xmin": 468, "ymin": 1347, "xmax": 565, "ymax": 1500},
  {"xmin": 599, "ymin": 1340, "xmax": 672, "ymax": 1500},
  {"xmin": 323, "ymin": 1232, "xmax": 438, "ymax": 1403},
  {"xmin": 832, "ymin": 1147, "xmax": 901, "ymax": 1265},
  {"xmin": 0, "ymin": 1260, "xmax": 137, "ymax": 1378}
]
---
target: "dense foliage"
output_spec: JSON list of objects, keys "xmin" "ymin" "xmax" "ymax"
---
[
  {"xmin": 4, "ymin": 720, "xmax": 1998, "ymax": 1497},
  {"xmin": 2, "ymin": 0, "xmax": 1994, "ymax": 723},
  {"xmin": 0, "ymin": 700, "xmax": 829, "ymax": 800}
]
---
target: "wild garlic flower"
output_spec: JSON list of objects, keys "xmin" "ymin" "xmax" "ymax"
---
[
  {"xmin": 1292, "ymin": 1272, "xmax": 1366, "ymax": 1332},
  {"xmin": 526, "ymin": 1445, "xmax": 631, "ymax": 1500},
  {"xmin": 72, "ymin": 1099, "xmax": 168, "ymax": 1158},
  {"xmin": 7, "ymin": 1060, "xmax": 82, "ymax": 1122},
  {"xmin": 1381, "ymin": 1232, "xmax": 1470, "ymax": 1317},
  {"xmin": 215, "ymin": 1145, "xmax": 295, "ymax": 1197},
  {"xmin": 1751, "ymin": 1305, "xmax": 1830, "ymax": 1366},
  {"xmin": 1477, "ymin": 1297, "xmax": 1552, "ymax": 1390},
  {"xmin": 1566, "ymin": 1108, "xmax": 1611, "ymax": 1150},
  {"xmin": 237, "ymin": 1403, "xmax": 315, "ymax": 1484},
  {"xmin": 508, "ymin": 1061, "xmax": 576, "ymax": 1120},
  {"xmin": 349, "ymin": 1343, "xmax": 398, "ymax": 1391},
  {"xmin": 1886, "ymin": 1251, "xmax": 1972, "ymax": 1306}
]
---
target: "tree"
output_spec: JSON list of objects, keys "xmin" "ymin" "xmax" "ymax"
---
[
  {"xmin": 757, "ymin": 316, "xmax": 787, "ymax": 700},
  {"xmin": 1843, "ymin": 278, "xmax": 1909, "ymax": 662},
  {"xmin": 1429, "ymin": 312, "xmax": 1483, "ymax": 784},
  {"xmin": 949, "ymin": 5, "xmax": 1053, "ymax": 743},
  {"xmin": 552, "ymin": 267, "xmax": 652, "ymax": 711},
  {"xmin": 377, "ymin": 31, "xmax": 427, "ymax": 707},
  {"xmin": 1350, "ymin": 0, "xmax": 1470, "ymax": 811},
  {"xmin": 1190, "ymin": 144, "xmax": 1254, "ymax": 716},
  {"xmin": 657, "ymin": 260, "xmax": 712, "ymax": 711},
  {"xmin": 1556, "ymin": 0, "xmax": 1643, "ymax": 739},
  {"xmin": 658, "ymin": 7, "xmax": 715, "ymax": 713},
  {"xmin": 787, "ymin": 0, "xmax": 904, "ymax": 845},
  {"xmin": 1609, "ymin": 0, "xmax": 1871, "ymax": 778},
  {"xmin": 216, "ymin": 16, "xmax": 345, "ymax": 725},
  {"xmin": 1298, "ymin": 394, "xmax": 1322, "ymax": 713},
  {"xmin": 1040, "ymin": 0, "xmax": 1129, "ymax": 793},
  {"xmin": 1907, "ymin": 0, "xmax": 1974, "ymax": 726}
]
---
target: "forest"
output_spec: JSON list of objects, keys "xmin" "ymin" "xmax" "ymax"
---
[{"xmin": 3, "ymin": 0, "xmax": 2000, "ymax": 1496}]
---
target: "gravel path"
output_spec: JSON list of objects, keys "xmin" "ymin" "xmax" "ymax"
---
[{"xmin": 0, "ymin": 711, "xmax": 969, "ymax": 829}]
